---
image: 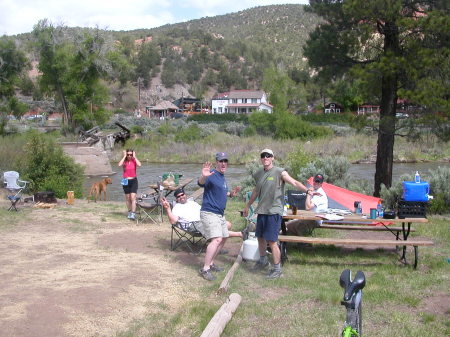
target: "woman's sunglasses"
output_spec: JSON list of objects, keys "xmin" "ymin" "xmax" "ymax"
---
[{"xmin": 260, "ymin": 153, "xmax": 273, "ymax": 158}]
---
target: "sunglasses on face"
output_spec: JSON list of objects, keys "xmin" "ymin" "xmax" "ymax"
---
[
  {"xmin": 127, "ymin": 153, "xmax": 133, "ymax": 156},
  {"xmin": 314, "ymin": 180, "xmax": 322, "ymax": 183},
  {"xmin": 218, "ymin": 159, "xmax": 228, "ymax": 163},
  {"xmin": 260, "ymin": 153, "xmax": 273, "ymax": 159},
  {"xmin": 175, "ymin": 193, "xmax": 185, "ymax": 198}
]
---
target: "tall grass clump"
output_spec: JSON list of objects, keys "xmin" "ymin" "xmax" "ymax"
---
[{"xmin": 18, "ymin": 131, "xmax": 84, "ymax": 198}]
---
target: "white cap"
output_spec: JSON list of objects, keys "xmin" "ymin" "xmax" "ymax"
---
[{"xmin": 260, "ymin": 148, "xmax": 274, "ymax": 156}]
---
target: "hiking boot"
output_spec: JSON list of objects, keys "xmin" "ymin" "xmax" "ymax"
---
[
  {"xmin": 210, "ymin": 264, "xmax": 224, "ymax": 272},
  {"xmin": 266, "ymin": 268, "xmax": 283, "ymax": 279},
  {"xmin": 129, "ymin": 212, "xmax": 136, "ymax": 220},
  {"xmin": 198, "ymin": 268, "xmax": 216, "ymax": 281},
  {"xmin": 250, "ymin": 260, "xmax": 270, "ymax": 273}
]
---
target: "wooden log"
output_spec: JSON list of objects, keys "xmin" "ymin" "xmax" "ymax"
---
[
  {"xmin": 200, "ymin": 293, "xmax": 242, "ymax": 337},
  {"xmin": 217, "ymin": 244, "xmax": 243, "ymax": 294}
]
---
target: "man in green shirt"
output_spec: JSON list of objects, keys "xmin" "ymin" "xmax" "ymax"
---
[{"xmin": 242, "ymin": 148, "xmax": 310, "ymax": 278}]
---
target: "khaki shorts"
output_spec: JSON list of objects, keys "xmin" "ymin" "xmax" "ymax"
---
[{"xmin": 198, "ymin": 211, "xmax": 229, "ymax": 240}]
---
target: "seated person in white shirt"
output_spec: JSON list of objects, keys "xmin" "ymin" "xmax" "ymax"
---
[
  {"xmin": 287, "ymin": 174, "xmax": 328, "ymax": 236},
  {"xmin": 161, "ymin": 188, "xmax": 244, "ymax": 238}
]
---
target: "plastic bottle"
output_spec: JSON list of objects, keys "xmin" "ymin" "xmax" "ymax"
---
[
  {"xmin": 415, "ymin": 171, "xmax": 421, "ymax": 183},
  {"xmin": 377, "ymin": 200, "xmax": 384, "ymax": 218}
]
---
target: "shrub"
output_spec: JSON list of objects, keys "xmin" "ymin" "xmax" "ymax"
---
[
  {"xmin": 221, "ymin": 122, "xmax": 247, "ymax": 136},
  {"xmin": 248, "ymin": 112, "xmax": 276, "ymax": 136},
  {"xmin": 175, "ymin": 124, "xmax": 202, "ymax": 143},
  {"xmin": 284, "ymin": 146, "xmax": 316, "ymax": 179},
  {"xmin": 19, "ymin": 131, "xmax": 84, "ymax": 198},
  {"xmin": 300, "ymin": 113, "xmax": 352, "ymax": 124},
  {"xmin": 242, "ymin": 125, "xmax": 256, "ymax": 137},
  {"xmin": 297, "ymin": 156, "xmax": 351, "ymax": 185},
  {"xmin": 187, "ymin": 113, "xmax": 248, "ymax": 124},
  {"xmin": 427, "ymin": 166, "xmax": 450, "ymax": 213},
  {"xmin": 274, "ymin": 113, "xmax": 332, "ymax": 140}
]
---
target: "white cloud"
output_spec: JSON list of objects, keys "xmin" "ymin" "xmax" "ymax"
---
[{"xmin": 0, "ymin": 0, "xmax": 308, "ymax": 35}]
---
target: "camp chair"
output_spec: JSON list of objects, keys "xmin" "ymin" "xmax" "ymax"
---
[
  {"xmin": 171, "ymin": 221, "xmax": 207, "ymax": 254},
  {"xmin": 136, "ymin": 203, "xmax": 163, "ymax": 224},
  {"xmin": 3, "ymin": 171, "xmax": 29, "ymax": 211},
  {"xmin": 169, "ymin": 197, "xmax": 207, "ymax": 254}
]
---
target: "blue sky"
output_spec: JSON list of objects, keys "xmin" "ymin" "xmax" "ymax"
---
[{"xmin": 0, "ymin": 0, "xmax": 309, "ymax": 36}]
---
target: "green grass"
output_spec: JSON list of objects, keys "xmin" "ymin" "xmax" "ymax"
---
[{"xmin": 113, "ymin": 205, "xmax": 449, "ymax": 336}]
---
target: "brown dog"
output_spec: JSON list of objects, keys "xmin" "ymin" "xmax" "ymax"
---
[{"xmin": 88, "ymin": 177, "xmax": 112, "ymax": 202}]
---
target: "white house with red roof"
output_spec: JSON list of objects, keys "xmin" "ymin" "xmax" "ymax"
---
[{"xmin": 211, "ymin": 90, "xmax": 273, "ymax": 114}]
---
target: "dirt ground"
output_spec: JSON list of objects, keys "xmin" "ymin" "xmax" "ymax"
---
[
  {"xmin": 0, "ymin": 198, "xmax": 240, "ymax": 337},
  {"xmin": 0, "ymin": 196, "xmax": 447, "ymax": 337}
]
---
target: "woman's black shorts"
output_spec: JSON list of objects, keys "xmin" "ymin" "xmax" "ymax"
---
[{"xmin": 123, "ymin": 178, "xmax": 138, "ymax": 194}]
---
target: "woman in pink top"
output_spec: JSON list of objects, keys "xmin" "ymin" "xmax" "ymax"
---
[{"xmin": 118, "ymin": 149, "xmax": 142, "ymax": 220}]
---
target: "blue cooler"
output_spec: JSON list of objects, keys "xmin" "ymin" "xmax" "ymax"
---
[{"xmin": 402, "ymin": 181, "xmax": 429, "ymax": 202}]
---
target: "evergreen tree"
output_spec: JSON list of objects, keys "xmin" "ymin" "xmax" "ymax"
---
[{"xmin": 304, "ymin": 0, "xmax": 449, "ymax": 196}]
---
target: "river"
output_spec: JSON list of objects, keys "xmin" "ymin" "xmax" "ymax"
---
[{"xmin": 85, "ymin": 162, "xmax": 448, "ymax": 202}]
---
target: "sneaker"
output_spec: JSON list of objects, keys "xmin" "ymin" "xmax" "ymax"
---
[
  {"xmin": 266, "ymin": 268, "xmax": 283, "ymax": 279},
  {"xmin": 129, "ymin": 212, "xmax": 136, "ymax": 220},
  {"xmin": 127, "ymin": 211, "xmax": 132, "ymax": 219},
  {"xmin": 250, "ymin": 260, "xmax": 270, "ymax": 273},
  {"xmin": 210, "ymin": 264, "xmax": 224, "ymax": 272},
  {"xmin": 198, "ymin": 268, "xmax": 216, "ymax": 281}
]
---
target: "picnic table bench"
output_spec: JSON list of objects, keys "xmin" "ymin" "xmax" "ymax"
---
[{"xmin": 281, "ymin": 212, "xmax": 432, "ymax": 269}]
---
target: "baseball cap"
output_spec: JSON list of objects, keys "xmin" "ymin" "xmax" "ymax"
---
[
  {"xmin": 260, "ymin": 148, "xmax": 274, "ymax": 156},
  {"xmin": 314, "ymin": 174, "xmax": 324, "ymax": 183},
  {"xmin": 216, "ymin": 152, "xmax": 228, "ymax": 161},
  {"xmin": 174, "ymin": 188, "xmax": 185, "ymax": 197}
]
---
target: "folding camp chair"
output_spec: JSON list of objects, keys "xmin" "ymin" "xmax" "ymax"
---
[
  {"xmin": 136, "ymin": 201, "xmax": 163, "ymax": 224},
  {"xmin": 170, "ymin": 222, "xmax": 207, "ymax": 254},
  {"xmin": 3, "ymin": 171, "xmax": 29, "ymax": 211}
]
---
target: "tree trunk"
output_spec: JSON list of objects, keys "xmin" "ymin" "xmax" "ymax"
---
[
  {"xmin": 374, "ymin": 21, "xmax": 400, "ymax": 197},
  {"xmin": 56, "ymin": 84, "xmax": 71, "ymax": 126}
]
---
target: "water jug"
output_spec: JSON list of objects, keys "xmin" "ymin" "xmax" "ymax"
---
[
  {"xmin": 242, "ymin": 234, "xmax": 259, "ymax": 261},
  {"xmin": 402, "ymin": 181, "xmax": 429, "ymax": 202}
]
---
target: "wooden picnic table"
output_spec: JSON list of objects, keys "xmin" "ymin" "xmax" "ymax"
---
[{"xmin": 280, "ymin": 211, "xmax": 432, "ymax": 268}]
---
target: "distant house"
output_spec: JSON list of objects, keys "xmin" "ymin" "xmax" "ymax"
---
[
  {"xmin": 211, "ymin": 90, "xmax": 273, "ymax": 114},
  {"xmin": 145, "ymin": 101, "xmax": 180, "ymax": 119},
  {"xmin": 324, "ymin": 103, "xmax": 343, "ymax": 114},
  {"xmin": 357, "ymin": 104, "xmax": 380, "ymax": 115},
  {"xmin": 173, "ymin": 97, "xmax": 202, "ymax": 114}
]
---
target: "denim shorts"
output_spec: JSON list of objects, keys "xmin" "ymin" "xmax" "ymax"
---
[{"xmin": 255, "ymin": 214, "xmax": 281, "ymax": 242}]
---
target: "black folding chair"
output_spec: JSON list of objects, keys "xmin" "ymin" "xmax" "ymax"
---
[
  {"xmin": 136, "ymin": 202, "xmax": 163, "ymax": 224},
  {"xmin": 170, "ymin": 223, "xmax": 207, "ymax": 254}
]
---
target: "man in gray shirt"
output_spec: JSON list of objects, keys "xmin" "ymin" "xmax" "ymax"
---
[{"xmin": 242, "ymin": 148, "xmax": 310, "ymax": 278}]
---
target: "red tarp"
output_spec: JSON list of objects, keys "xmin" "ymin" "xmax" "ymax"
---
[{"xmin": 307, "ymin": 177, "xmax": 381, "ymax": 214}]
